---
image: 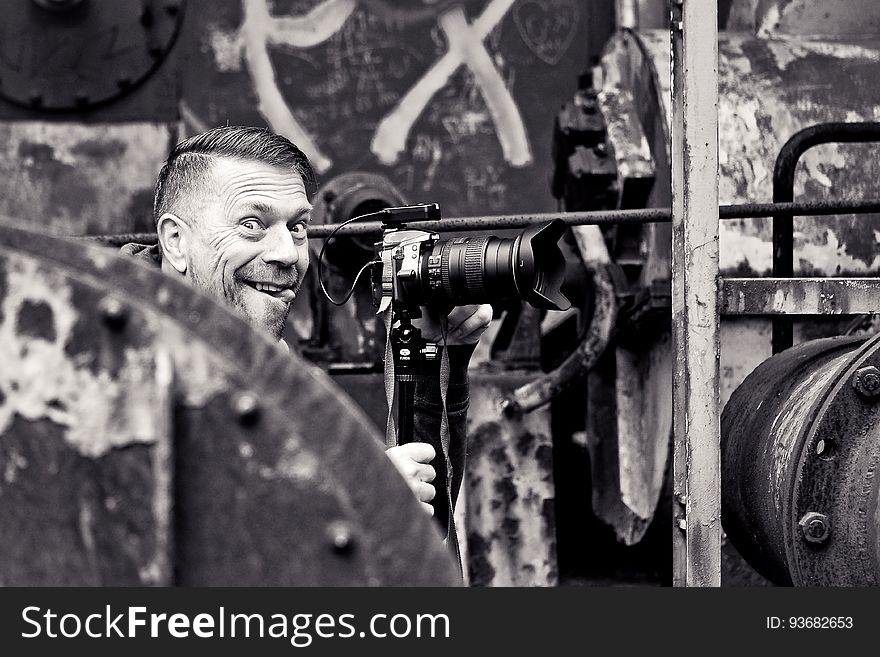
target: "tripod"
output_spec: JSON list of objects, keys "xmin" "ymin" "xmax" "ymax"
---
[{"xmin": 389, "ymin": 307, "xmax": 438, "ymax": 444}]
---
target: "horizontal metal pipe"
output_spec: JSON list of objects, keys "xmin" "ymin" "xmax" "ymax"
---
[
  {"xmin": 79, "ymin": 198, "xmax": 880, "ymax": 245},
  {"xmin": 772, "ymin": 122, "xmax": 880, "ymax": 354}
]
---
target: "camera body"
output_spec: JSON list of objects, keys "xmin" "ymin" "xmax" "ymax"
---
[{"xmin": 372, "ymin": 204, "xmax": 571, "ymax": 317}]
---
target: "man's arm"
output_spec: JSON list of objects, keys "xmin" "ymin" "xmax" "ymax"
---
[
  {"xmin": 413, "ymin": 342, "xmax": 477, "ymax": 528},
  {"xmin": 385, "ymin": 304, "xmax": 491, "ymax": 526}
]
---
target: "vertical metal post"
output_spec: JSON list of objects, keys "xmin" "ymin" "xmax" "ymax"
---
[{"xmin": 670, "ymin": 0, "xmax": 721, "ymax": 586}]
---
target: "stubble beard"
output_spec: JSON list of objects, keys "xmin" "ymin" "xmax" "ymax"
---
[{"xmin": 189, "ymin": 265, "xmax": 296, "ymax": 342}]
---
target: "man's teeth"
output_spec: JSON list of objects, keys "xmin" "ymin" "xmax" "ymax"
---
[{"xmin": 255, "ymin": 282, "xmax": 283, "ymax": 292}]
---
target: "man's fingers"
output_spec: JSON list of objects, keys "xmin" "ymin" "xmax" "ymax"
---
[
  {"xmin": 411, "ymin": 480, "xmax": 435, "ymax": 502},
  {"xmin": 417, "ymin": 463, "xmax": 436, "ymax": 483},
  {"xmin": 399, "ymin": 441, "xmax": 436, "ymax": 464},
  {"xmin": 446, "ymin": 304, "xmax": 480, "ymax": 333},
  {"xmin": 421, "ymin": 502, "xmax": 435, "ymax": 516},
  {"xmin": 449, "ymin": 304, "xmax": 492, "ymax": 342}
]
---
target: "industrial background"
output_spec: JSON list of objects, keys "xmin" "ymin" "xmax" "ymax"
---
[{"xmin": 1, "ymin": 0, "xmax": 880, "ymax": 586}]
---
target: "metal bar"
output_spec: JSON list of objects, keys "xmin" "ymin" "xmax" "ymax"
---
[
  {"xmin": 721, "ymin": 278, "xmax": 880, "ymax": 316},
  {"xmin": 772, "ymin": 122, "xmax": 880, "ymax": 353},
  {"xmin": 80, "ymin": 198, "xmax": 880, "ymax": 246},
  {"xmin": 670, "ymin": 0, "xmax": 721, "ymax": 587}
]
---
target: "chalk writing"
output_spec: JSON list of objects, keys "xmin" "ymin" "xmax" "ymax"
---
[{"xmin": 513, "ymin": 0, "xmax": 580, "ymax": 66}]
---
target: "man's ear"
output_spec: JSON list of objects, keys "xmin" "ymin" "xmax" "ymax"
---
[{"xmin": 156, "ymin": 212, "xmax": 189, "ymax": 274}]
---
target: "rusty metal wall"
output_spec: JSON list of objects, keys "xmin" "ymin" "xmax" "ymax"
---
[
  {"xmin": 0, "ymin": 222, "xmax": 459, "ymax": 585},
  {"xmin": 0, "ymin": 0, "xmax": 606, "ymax": 238},
  {"xmin": 727, "ymin": 0, "xmax": 880, "ymax": 36},
  {"xmin": 600, "ymin": 29, "xmax": 880, "ymax": 406}
]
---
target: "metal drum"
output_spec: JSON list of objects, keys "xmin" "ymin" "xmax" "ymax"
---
[{"xmin": 722, "ymin": 333, "xmax": 880, "ymax": 585}]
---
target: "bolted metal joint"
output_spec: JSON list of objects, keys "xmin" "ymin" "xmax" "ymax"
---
[
  {"xmin": 852, "ymin": 366, "xmax": 880, "ymax": 398},
  {"xmin": 798, "ymin": 512, "xmax": 831, "ymax": 544}
]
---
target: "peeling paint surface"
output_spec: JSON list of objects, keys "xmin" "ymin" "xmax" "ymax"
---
[
  {"xmin": 637, "ymin": 30, "xmax": 880, "ymax": 277},
  {"xmin": 0, "ymin": 123, "xmax": 172, "ymax": 236},
  {"xmin": 465, "ymin": 373, "xmax": 557, "ymax": 587},
  {"xmin": 0, "ymin": 254, "xmax": 159, "ymax": 457},
  {"xmin": 0, "ymin": 226, "xmax": 459, "ymax": 585},
  {"xmin": 728, "ymin": 0, "xmax": 880, "ymax": 37}
]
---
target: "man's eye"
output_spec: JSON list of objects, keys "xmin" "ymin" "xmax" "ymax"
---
[
  {"xmin": 291, "ymin": 223, "xmax": 308, "ymax": 237},
  {"xmin": 241, "ymin": 220, "xmax": 262, "ymax": 231}
]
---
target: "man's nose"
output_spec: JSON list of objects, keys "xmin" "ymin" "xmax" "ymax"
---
[{"xmin": 261, "ymin": 225, "xmax": 299, "ymax": 267}]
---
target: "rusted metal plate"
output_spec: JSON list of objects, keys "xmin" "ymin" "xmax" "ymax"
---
[
  {"xmin": 465, "ymin": 372, "xmax": 557, "ymax": 587},
  {"xmin": 181, "ymin": 0, "xmax": 599, "ymax": 217},
  {"xmin": 0, "ymin": 0, "xmax": 184, "ymax": 113},
  {"xmin": 633, "ymin": 29, "xmax": 880, "ymax": 279},
  {"xmin": 0, "ymin": 123, "xmax": 174, "ymax": 236},
  {"xmin": 727, "ymin": 0, "xmax": 880, "ymax": 37},
  {"xmin": 0, "ymin": 220, "xmax": 458, "ymax": 586},
  {"xmin": 721, "ymin": 278, "xmax": 880, "ymax": 315}
]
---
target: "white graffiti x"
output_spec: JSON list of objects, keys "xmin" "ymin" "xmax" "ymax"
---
[
  {"xmin": 372, "ymin": 0, "xmax": 531, "ymax": 168},
  {"xmin": 238, "ymin": 0, "xmax": 531, "ymax": 174}
]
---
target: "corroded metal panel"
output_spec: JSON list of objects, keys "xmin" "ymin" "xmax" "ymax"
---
[
  {"xmin": 727, "ymin": 0, "xmax": 880, "ymax": 37},
  {"xmin": 0, "ymin": 123, "xmax": 174, "ymax": 236},
  {"xmin": 0, "ymin": 221, "xmax": 459, "ymax": 586},
  {"xmin": 465, "ymin": 372, "xmax": 556, "ymax": 587},
  {"xmin": 182, "ymin": 0, "xmax": 595, "ymax": 217},
  {"xmin": 721, "ymin": 278, "xmax": 880, "ymax": 316},
  {"xmin": 632, "ymin": 29, "xmax": 880, "ymax": 278}
]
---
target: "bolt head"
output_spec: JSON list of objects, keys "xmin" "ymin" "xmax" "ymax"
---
[
  {"xmin": 326, "ymin": 520, "xmax": 354, "ymax": 554},
  {"xmin": 500, "ymin": 398, "xmax": 522, "ymax": 420},
  {"xmin": 798, "ymin": 512, "xmax": 830, "ymax": 544},
  {"xmin": 853, "ymin": 366, "xmax": 880, "ymax": 398},
  {"xmin": 233, "ymin": 392, "xmax": 260, "ymax": 426},
  {"xmin": 99, "ymin": 297, "xmax": 128, "ymax": 330}
]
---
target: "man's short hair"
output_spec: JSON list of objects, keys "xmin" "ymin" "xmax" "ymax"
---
[{"xmin": 153, "ymin": 125, "xmax": 315, "ymax": 223}]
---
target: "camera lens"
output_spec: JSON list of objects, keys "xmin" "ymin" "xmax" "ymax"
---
[{"xmin": 419, "ymin": 220, "xmax": 570, "ymax": 311}]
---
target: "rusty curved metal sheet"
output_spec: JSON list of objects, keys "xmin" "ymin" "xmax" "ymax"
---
[{"xmin": 0, "ymin": 220, "xmax": 458, "ymax": 586}]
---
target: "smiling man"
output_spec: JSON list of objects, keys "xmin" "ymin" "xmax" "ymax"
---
[{"xmin": 122, "ymin": 126, "xmax": 490, "ymax": 560}]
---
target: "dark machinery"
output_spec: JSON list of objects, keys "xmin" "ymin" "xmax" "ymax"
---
[{"xmin": 722, "ymin": 333, "xmax": 880, "ymax": 586}]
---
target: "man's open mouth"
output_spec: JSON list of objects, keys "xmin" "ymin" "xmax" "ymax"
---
[{"xmin": 243, "ymin": 280, "xmax": 297, "ymax": 302}]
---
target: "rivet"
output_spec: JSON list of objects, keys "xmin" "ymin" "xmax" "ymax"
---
[
  {"xmin": 232, "ymin": 391, "xmax": 260, "ymax": 426},
  {"xmin": 99, "ymin": 297, "xmax": 128, "ymax": 330},
  {"xmin": 326, "ymin": 520, "xmax": 355, "ymax": 554}
]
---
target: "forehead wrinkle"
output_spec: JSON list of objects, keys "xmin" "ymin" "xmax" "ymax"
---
[{"xmin": 214, "ymin": 160, "xmax": 310, "ymax": 221}]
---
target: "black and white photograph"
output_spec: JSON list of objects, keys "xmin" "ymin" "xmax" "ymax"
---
[{"xmin": 0, "ymin": 0, "xmax": 877, "ymax": 650}]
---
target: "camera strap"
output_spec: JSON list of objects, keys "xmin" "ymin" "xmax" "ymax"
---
[{"xmin": 382, "ymin": 309, "xmax": 397, "ymax": 449}]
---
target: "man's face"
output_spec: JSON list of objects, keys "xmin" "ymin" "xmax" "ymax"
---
[{"xmin": 183, "ymin": 157, "xmax": 311, "ymax": 340}]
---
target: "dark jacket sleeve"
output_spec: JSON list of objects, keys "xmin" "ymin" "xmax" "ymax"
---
[{"xmin": 413, "ymin": 343, "xmax": 476, "ymax": 532}]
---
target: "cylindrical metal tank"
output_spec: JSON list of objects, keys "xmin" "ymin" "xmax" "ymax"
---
[{"xmin": 722, "ymin": 333, "xmax": 880, "ymax": 585}]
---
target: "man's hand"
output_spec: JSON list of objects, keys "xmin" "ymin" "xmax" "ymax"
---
[
  {"xmin": 413, "ymin": 304, "xmax": 493, "ymax": 346},
  {"xmin": 386, "ymin": 442, "xmax": 437, "ymax": 516}
]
